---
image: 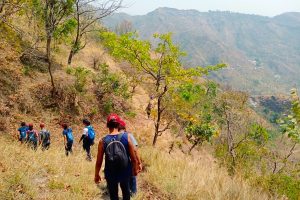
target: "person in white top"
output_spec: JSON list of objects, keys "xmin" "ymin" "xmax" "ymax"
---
[{"xmin": 79, "ymin": 119, "xmax": 95, "ymax": 161}]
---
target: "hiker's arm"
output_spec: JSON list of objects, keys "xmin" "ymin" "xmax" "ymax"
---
[
  {"xmin": 95, "ymin": 140, "xmax": 104, "ymax": 183},
  {"xmin": 128, "ymin": 137, "xmax": 139, "ymax": 176},
  {"xmin": 63, "ymin": 135, "xmax": 66, "ymax": 146},
  {"xmin": 37, "ymin": 132, "xmax": 41, "ymax": 144},
  {"xmin": 129, "ymin": 134, "xmax": 142, "ymax": 171},
  {"xmin": 135, "ymin": 149, "xmax": 142, "ymax": 172},
  {"xmin": 79, "ymin": 135, "xmax": 85, "ymax": 143}
]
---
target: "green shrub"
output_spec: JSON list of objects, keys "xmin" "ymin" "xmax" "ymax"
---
[
  {"xmin": 48, "ymin": 179, "xmax": 65, "ymax": 190},
  {"xmin": 94, "ymin": 63, "xmax": 131, "ymax": 115},
  {"xmin": 103, "ymin": 100, "xmax": 113, "ymax": 115},
  {"xmin": 22, "ymin": 65, "xmax": 31, "ymax": 76},
  {"xmin": 66, "ymin": 66, "xmax": 90, "ymax": 93},
  {"xmin": 256, "ymin": 174, "xmax": 300, "ymax": 200},
  {"xmin": 125, "ymin": 111, "xmax": 136, "ymax": 118}
]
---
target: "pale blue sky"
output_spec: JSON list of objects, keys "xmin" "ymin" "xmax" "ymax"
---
[{"xmin": 120, "ymin": 0, "xmax": 300, "ymax": 16}]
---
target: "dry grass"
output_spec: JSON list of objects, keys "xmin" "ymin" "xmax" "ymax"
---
[
  {"xmin": 139, "ymin": 147, "xmax": 273, "ymax": 200},
  {"xmin": 0, "ymin": 133, "xmax": 275, "ymax": 200},
  {"xmin": 0, "ymin": 135, "xmax": 103, "ymax": 200}
]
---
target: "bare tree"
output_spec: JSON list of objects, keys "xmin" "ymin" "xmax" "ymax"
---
[
  {"xmin": 67, "ymin": 0, "xmax": 122, "ymax": 65},
  {"xmin": 215, "ymin": 90, "xmax": 249, "ymax": 172},
  {"xmin": 43, "ymin": 0, "xmax": 74, "ymax": 94},
  {"xmin": 115, "ymin": 19, "xmax": 133, "ymax": 35},
  {"xmin": 0, "ymin": 0, "xmax": 23, "ymax": 27}
]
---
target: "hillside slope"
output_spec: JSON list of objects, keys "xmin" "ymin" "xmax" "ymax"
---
[
  {"xmin": 0, "ymin": 26, "xmax": 276, "ymax": 199},
  {"xmin": 104, "ymin": 8, "xmax": 300, "ymax": 95}
]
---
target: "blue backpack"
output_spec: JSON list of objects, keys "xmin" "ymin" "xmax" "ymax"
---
[
  {"xmin": 19, "ymin": 126, "xmax": 28, "ymax": 139},
  {"xmin": 28, "ymin": 130, "xmax": 38, "ymax": 142},
  {"xmin": 87, "ymin": 125, "xmax": 95, "ymax": 140},
  {"xmin": 64, "ymin": 128, "xmax": 74, "ymax": 142}
]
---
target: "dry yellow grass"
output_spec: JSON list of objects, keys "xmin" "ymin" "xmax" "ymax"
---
[
  {"xmin": 0, "ymin": 135, "xmax": 104, "ymax": 200},
  {"xmin": 139, "ymin": 147, "xmax": 273, "ymax": 200},
  {"xmin": 0, "ymin": 132, "xmax": 277, "ymax": 200}
]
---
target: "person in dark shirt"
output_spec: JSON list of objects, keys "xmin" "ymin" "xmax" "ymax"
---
[
  {"xmin": 39, "ymin": 123, "xmax": 51, "ymax": 150},
  {"xmin": 95, "ymin": 114, "xmax": 140, "ymax": 200}
]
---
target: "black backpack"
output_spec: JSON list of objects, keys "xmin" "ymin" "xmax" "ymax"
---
[
  {"xmin": 103, "ymin": 133, "xmax": 129, "ymax": 172},
  {"xmin": 41, "ymin": 130, "xmax": 50, "ymax": 144}
]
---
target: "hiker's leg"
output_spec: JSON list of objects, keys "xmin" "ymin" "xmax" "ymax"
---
[
  {"xmin": 84, "ymin": 140, "xmax": 91, "ymax": 161},
  {"xmin": 120, "ymin": 178, "xmax": 131, "ymax": 200},
  {"xmin": 34, "ymin": 141, "xmax": 38, "ymax": 151},
  {"xmin": 106, "ymin": 179, "xmax": 119, "ymax": 200},
  {"xmin": 65, "ymin": 144, "xmax": 69, "ymax": 156},
  {"xmin": 86, "ymin": 143, "xmax": 92, "ymax": 160},
  {"xmin": 130, "ymin": 176, "xmax": 137, "ymax": 195},
  {"xmin": 70, "ymin": 142, "xmax": 73, "ymax": 153}
]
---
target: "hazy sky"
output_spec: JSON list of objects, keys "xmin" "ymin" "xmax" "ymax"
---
[{"xmin": 120, "ymin": 0, "xmax": 300, "ymax": 16}]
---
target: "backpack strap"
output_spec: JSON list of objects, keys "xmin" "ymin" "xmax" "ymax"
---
[
  {"xmin": 117, "ymin": 133, "xmax": 124, "ymax": 141},
  {"xmin": 103, "ymin": 133, "xmax": 125, "ymax": 150}
]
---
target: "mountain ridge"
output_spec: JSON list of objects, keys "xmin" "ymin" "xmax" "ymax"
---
[{"xmin": 104, "ymin": 7, "xmax": 300, "ymax": 95}]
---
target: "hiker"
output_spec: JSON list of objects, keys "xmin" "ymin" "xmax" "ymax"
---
[
  {"xmin": 62, "ymin": 123, "xmax": 74, "ymax": 156},
  {"xmin": 79, "ymin": 119, "xmax": 95, "ymax": 161},
  {"xmin": 118, "ymin": 119, "xmax": 142, "ymax": 196},
  {"xmin": 39, "ymin": 123, "xmax": 51, "ymax": 150},
  {"xmin": 26, "ymin": 123, "xmax": 39, "ymax": 150},
  {"xmin": 95, "ymin": 114, "xmax": 140, "ymax": 200},
  {"xmin": 17, "ymin": 122, "xmax": 28, "ymax": 143},
  {"xmin": 146, "ymin": 96, "xmax": 153, "ymax": 119}
]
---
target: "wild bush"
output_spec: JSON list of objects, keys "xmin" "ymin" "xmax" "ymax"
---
[
  {"xmin": 93, "ymin": 63, "xmax": 131, "ymax": 115},
  {"xmin": 66, "ymin": 66, "xmax": 90, "ymax": 93}
]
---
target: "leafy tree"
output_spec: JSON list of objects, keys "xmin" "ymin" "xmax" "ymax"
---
[
  {"xmin": 172, "ymin": 81, "xmax": 219, "ymax": 152},
  {"xmin": 276, "ymin": 88, "xmax": 300, "ymax": 173},
  {"xmin": 186, "ymin": 122, "xmax": 218, "ymax": 153},
  {"xmin": 100, "ymin": 31, "xmax": 225, "ymax": 146},
  {"xmin": 67, "ymin": 0, "xmax": 122, "ymax": 65}
]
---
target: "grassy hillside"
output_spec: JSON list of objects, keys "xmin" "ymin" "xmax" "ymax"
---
[
  {"xmin": 0, "ymin": 134, "xmax": 273, "ymax": 200},
  {"xmin": 0, "ymin": 22, "xmax": 278, "ymax": 200},
  {"xmin": 2, "ymin": 6, "xmax": 300, "ymax": 199},
  {"xmin": 103, "ymin": 8, "xmax": 300, "ymax": 95}
]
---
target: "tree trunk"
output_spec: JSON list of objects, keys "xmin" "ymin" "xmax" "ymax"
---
[
  {"xmin": 67, "ymin": 49, "xmax": 74, "ymax": 65},
  {"xmin": 68, "ymin": 5, "xmax": 80, "ymax": 65},
  {"xmin": 152, "ymin": 96, "xmax": 162, "ymax": 146},
  {"xmin": 225, "ymin": 114, "xmax": 236, "ymax": 173},
  {"xmin": 189, "ymin": 139, "xmax": 202, "ymax": 153},
  {"xmin": 46, "ymin": 36, "xmax": 55, "ymax": 95}
]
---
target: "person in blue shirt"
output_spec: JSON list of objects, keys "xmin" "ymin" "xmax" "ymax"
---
[
  {"xmin": 17, "ymin": 122, "xmax": 28, "ymax": 143},
  {"xmin": 61, "ymin": 123, "xmax": 74, "ymax": 156}
]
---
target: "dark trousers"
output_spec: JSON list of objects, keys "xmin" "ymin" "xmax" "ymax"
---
[
  {"xmin": 28, "ymin": 140, "xmax": 37, "ymax": 150},
  {"xmin": 83, "ymin": 138, "xmax": 93, "ymax": 160},
  {"xmin": 106, "ymin": 178, "xmax": 131, "ymax": 200},
  {"xmin": 65, "ymin": 141, "xmax": 73, "ymax": 156},
  {"xmin": 42, "ymin": 142, "xmax": 50, "ymax": 151},
  {"xmin": 130, "ymin": 176, "xmax": 137, "ymax": 194}
]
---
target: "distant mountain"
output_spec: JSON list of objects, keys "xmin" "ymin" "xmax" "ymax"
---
[{"xmin": 103, "ymin": 8, "xmax": 300, "ymax": 95}]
